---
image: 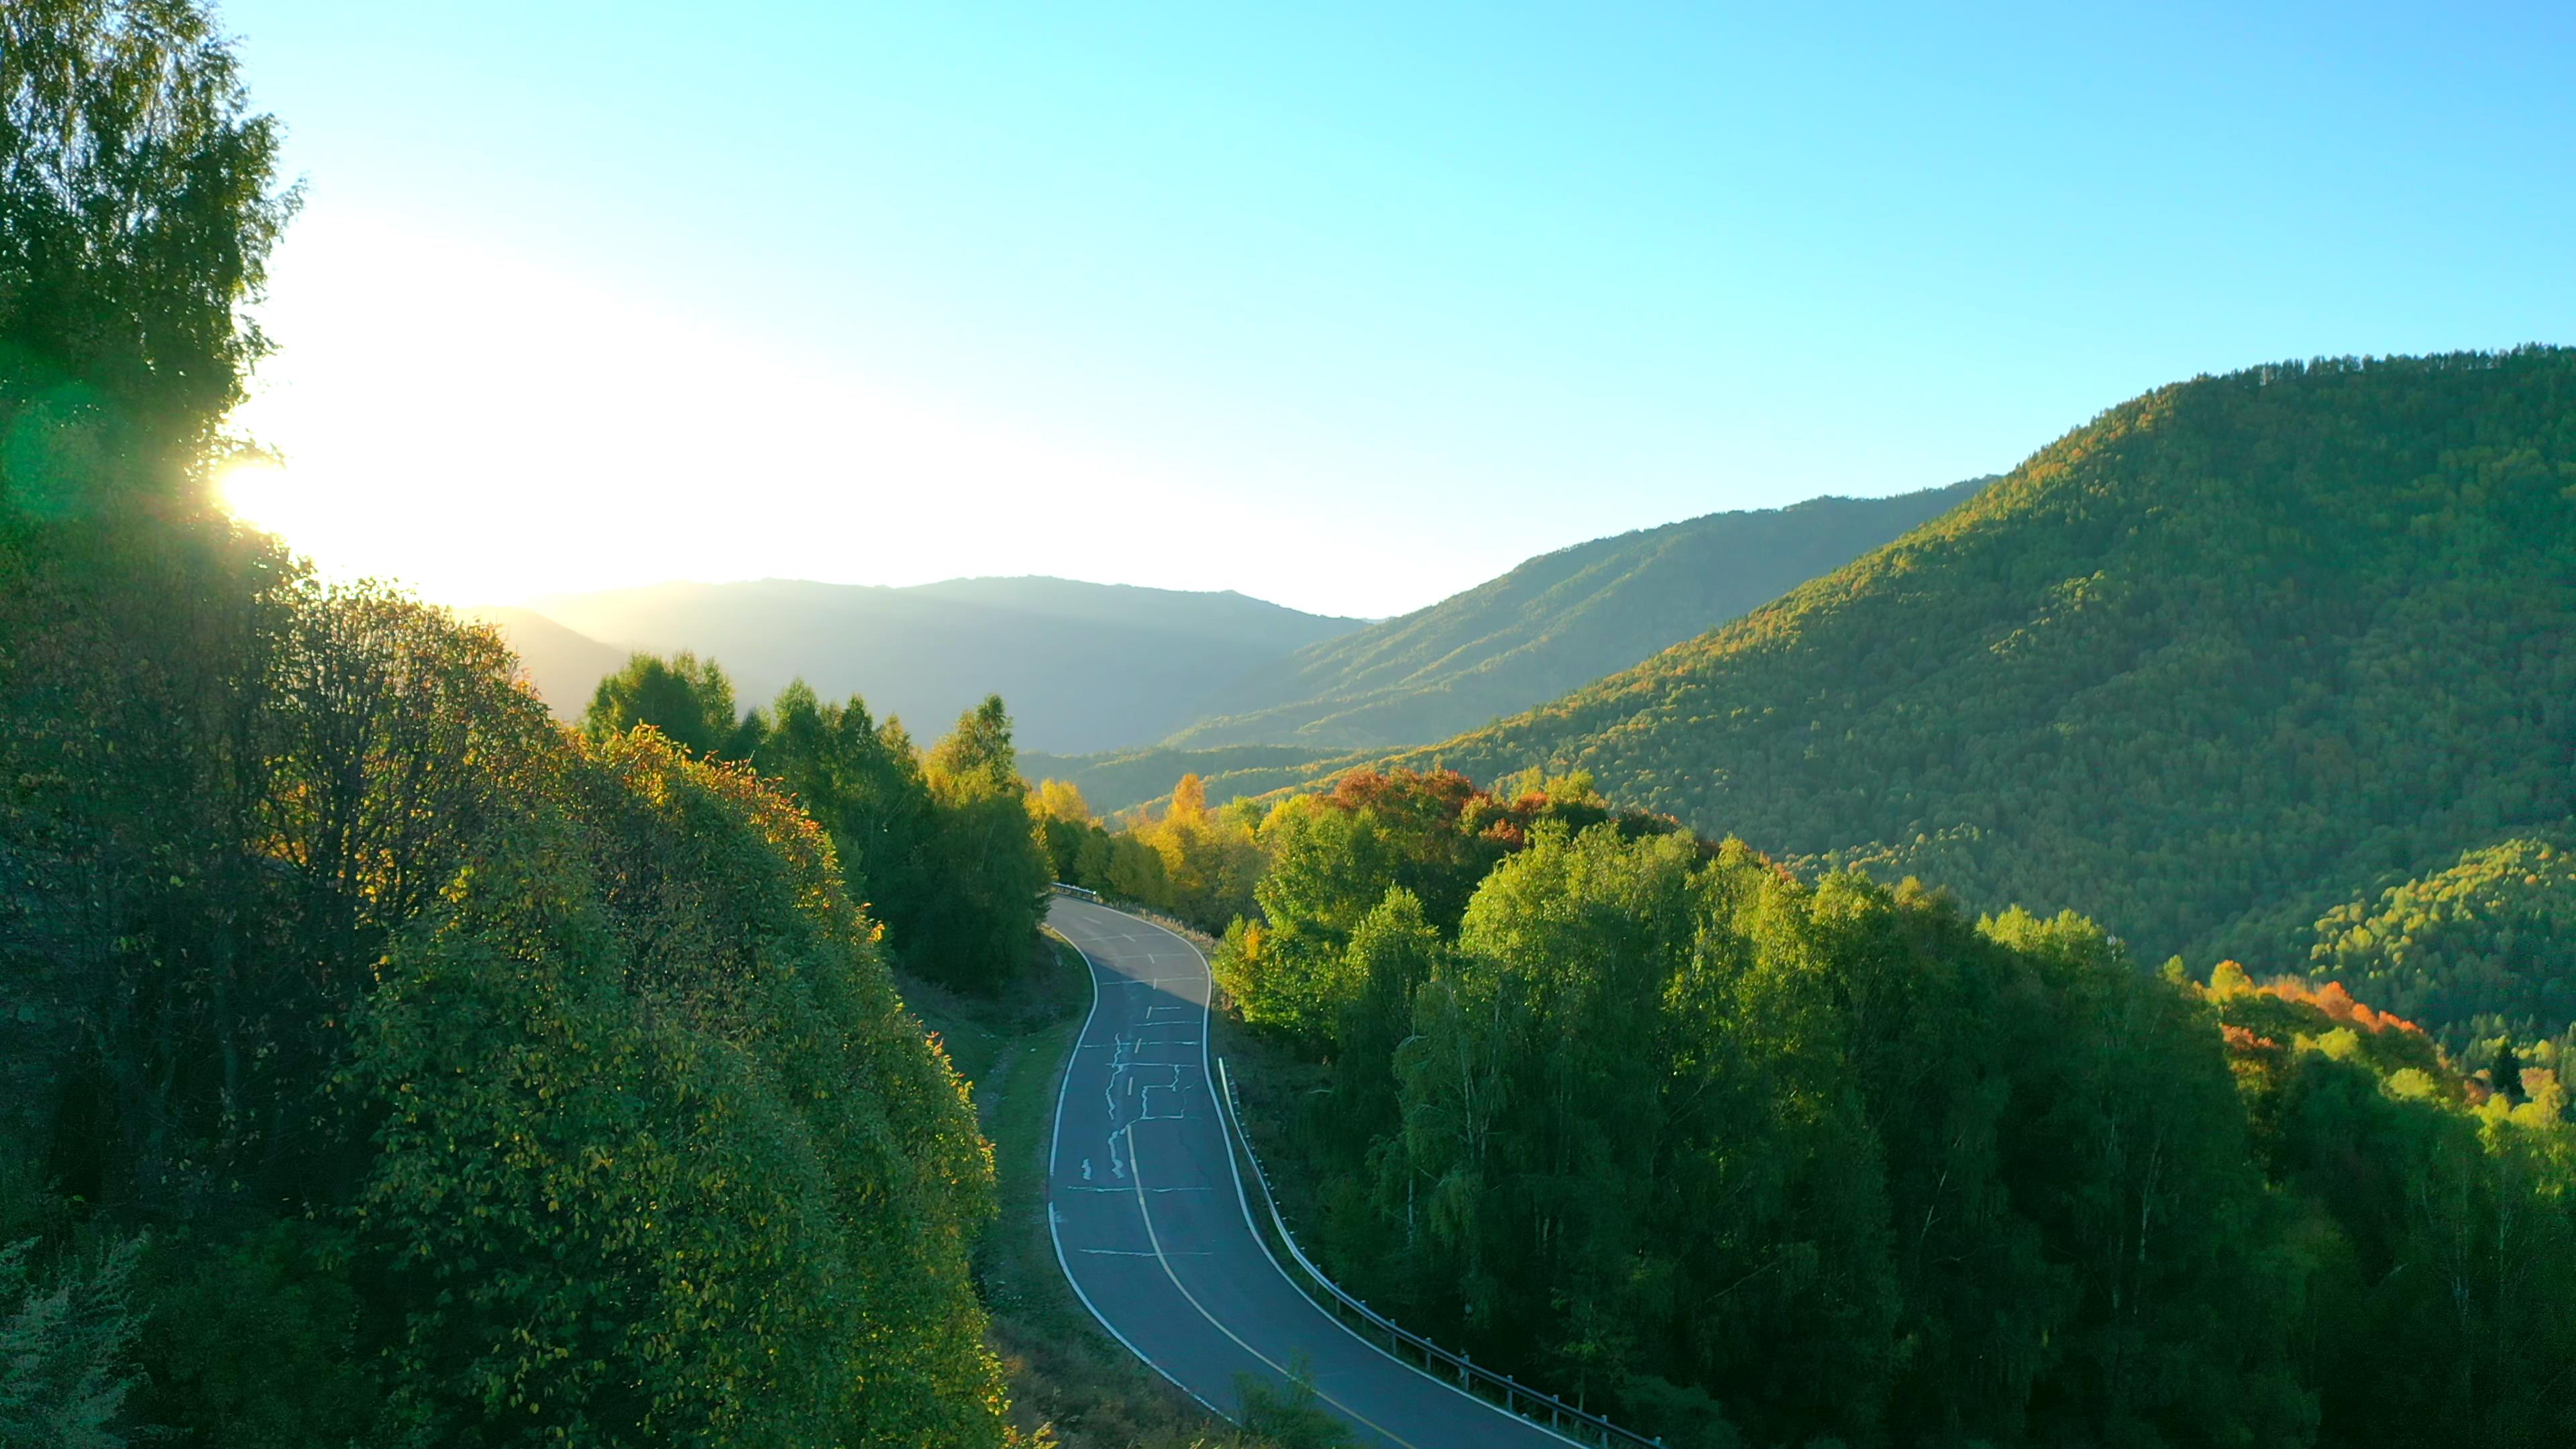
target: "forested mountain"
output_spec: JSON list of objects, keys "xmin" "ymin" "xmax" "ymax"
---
[
  {"xmin": 466, "ymin": 604, "xmax": 625, "ymax": 717},
  {"xmin": 0, "ymin": 9, "xmax": 1028, "ymax": 1443},
  {"xmin": 2309, "ymin": 833, "xmax": 2576, "ymax": 1053},
  {"xmin": 4, "ymin": 539, "xmax": 1018, "ymax": 1444},
  {"xmin": 1019, "ymin": 741, "xmax": 1348, "ymax": 818},
  {"xmin": 1353, "ymin": 350, "xmax": 2576, "ymax": 1006},
  {"xmin": 1168, "ymin": 478, "xmax": 1988, "ymax": 751},
  {"xmin": 519, "ymin": 575, "xmax": 1364, "ymax": 753},
  {"xmin": 515, "ymin": 484, "xmax": 1982, "ymax": 764},
  {"xmin": 1083, "ymin": 765, "xmax": 2574, "ymax": 1447}
]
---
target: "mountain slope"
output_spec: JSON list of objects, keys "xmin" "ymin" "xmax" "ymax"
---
[
  {"xmin": 1169, "ymin": 479, "xmax": 1989, "ymax": 751},
  {"xmin": 1018, "ymin": 742, "xmax": 1349, "ymax": 818},
  {"xmin": 2308, "ymin": 833, "xmax": 2576, "ymax": 1049},
  {"xmin": 1358, "ymin": 350, "xmax": 2576, "ymax": 983},
  {"xmin": 520, "ymin": 576, "xmax": 1364, "ymax": 753},
  {"xmin": 466, "ymin": 606, "xmax": 628, "ymax": 720}
]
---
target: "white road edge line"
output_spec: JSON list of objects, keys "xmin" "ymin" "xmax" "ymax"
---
[
  {"xmin": 1127, "ymin": 1121, "xmax": 1419, "ymax": 1449},
  {"xmin": 1127, "ymin": 908, "xmax": 1599, "ymax": 1449},
  {"xmin": 1041, "ymin": 922, "xmax": 1230, "ymax": 1422}
]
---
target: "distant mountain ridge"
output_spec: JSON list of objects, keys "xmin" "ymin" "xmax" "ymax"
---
[
  {"xmin": 505, "ymin": 575, "xmax": 1366, "ymax": 753},
  {"xmin": 466, "ymin": 606, "xmax": 628, "ymax": 720},
  {"xmin": 1340, "ymin": 349, "xmax": 2576, "ymax": 987},
  {"xmin": 1167, "ymin": 478, "xmax": 1990, "ymax": 751},
  {"xmin": 1017, "ymin": 742, "xmax": 1349, "ymax": 820}
]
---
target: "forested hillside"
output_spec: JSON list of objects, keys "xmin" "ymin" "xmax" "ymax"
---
[
  {"xmin": 1356, "ymin": 352, "xmax": 2576, "ymax": 1008},
  {"xmin": 1169, "ymin": 478, "xmax": 1988, "ymax": 751},
  {"xmin": 0, "ymin": 9, "xmax": 1031, "ymax": 1443},
  {"xmin": 1020, "ymin": 741, "xmax": 1349, "ymax": 818},
  {"xmin": 580, "ymin": 651, "xmax": 1057, "ymax": 995},
  {"xmin": 519, "ymin": 574, "xmax": 1364, "ymax": 753},
  {"xmin": 1068, "ymin": 765, "xmax": 2575, "ymax": 1447},
  {"xmin": 2, "ymin": 533, "xmax": 1020, "ymax": 1444},
  {"xmin": 2308, "ymin": 833, "xmax": 2576, "ymax": 1055}
]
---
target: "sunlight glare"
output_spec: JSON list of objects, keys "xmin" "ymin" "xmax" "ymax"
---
[
  {"xmin": 225, "ymin": 205, "xmax": 1250, "ymax": 610},
  {"xmin": 216, "ymin": 457, "xmax": 298, "ymax": 533}
]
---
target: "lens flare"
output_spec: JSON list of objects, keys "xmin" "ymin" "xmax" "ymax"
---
[{"xmin": 216, "ymin": 457, "xmax": 298, "ymax": 531}]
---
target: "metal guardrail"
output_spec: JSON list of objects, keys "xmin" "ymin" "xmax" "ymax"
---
[
  {"xmin": 1215, "ymin": 1059, "xmax": 1664, "ymax": 1449},
  {"xmin": 1050, "ymin": 881, "xmax": 1102, "ymax": 901}
]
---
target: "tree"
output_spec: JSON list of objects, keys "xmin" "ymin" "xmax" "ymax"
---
[
  {"xmin": 582, "ymin": 650, "xmax": 762, "ymax": 759},
  {"xmin": 2308, "ymin": 834, "xmax": 2576, "ymax": 1053},
  {"xmin": 352, "ymin": 731, "xmax": 1012, "ymax": 1444},
  {"xmin": 0, "ymin": 1235, "xmax": 146, "ymax": 1448},
  {"xmin": 1, "ymin": 0, "xmax": 296, "ymax": 511},
  {"xmin": 1122, "ymin": 772, "xmax": 1264, "ymax": 930},
  {"xmin": 752, "ymin": 680, "xmax": 935, "ymax": 940},
  {"xmin": 1028, "ymin": 777, "xmax": 1096, "ymax": 883},
  {"xmin": 915, "ymin": 695, "xmax": 1050, "ymax": 991}
]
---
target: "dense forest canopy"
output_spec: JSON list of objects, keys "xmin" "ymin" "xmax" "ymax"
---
[
  {"xmin": 579, "ymin": 653, "xmax": 1056, "ymax": 996},
  {"xmin": 1341, "ymin": 350, "xmax": 2576, "ymax": 1034},
  {"xmin": 2308, "ymin": 833, "xmax": 2576, "ymax": 1055},
  {"xmin": 1073, "ymin": 765, "xmax": 2576, "ymax": 1448},
  {"xmin": 1, "ymin": 542, "xmax": 1026, "ymax": 1443}
]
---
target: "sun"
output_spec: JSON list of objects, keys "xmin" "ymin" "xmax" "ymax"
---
[{"xmin": 215, "ymin": 455, "xmax": 300, "ymax": 533}]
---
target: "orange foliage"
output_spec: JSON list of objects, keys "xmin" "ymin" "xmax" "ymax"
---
[
  {"xmin": 2200, "ymin": 961, "xmax": 2459, "ymax": 1099},
  {"xmin": 1322, "ymin": 766, "xmax": 1483, "ymax": 827},
  {"xmin": 2245, "ymin": 973, "xmax": 2430, "ymax": 1038},
  {"xmin": 2222, "ymin": 1024, "xmax": 2282, "ymax": 1055}
]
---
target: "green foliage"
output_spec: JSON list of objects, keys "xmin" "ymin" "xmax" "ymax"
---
[
  {"xmin": 1351, "ymin": 351, "xmax": 2576, "ymax": 1010},
  {"xmin": 1028, "ymin": 778, "xmax": 1094, "ymax": 881},
  {"xmin": 136, "ymin": 1220, "xmax": 376, "ymax": 1448},
  {"xmin": 1018, "ymin": 743, "xmax": 1349, "ymax": 818},
  {"xmin": 582, "ymin": 649, "xmax": 764, "ymax": 759},
  {"xmin": 352, "ymin": 732, "xmax": 1008, "ymax": 1444},
  {"xmin": 1, "ymin": 9, "xmax": 1028, "ymax": 1442},
  {"xmin": 1208, "ymin": 767, "xmax": 1682, "ymax": 1034},
  {"xmin": 1236, "ymin": 775, "xmax": 2576, "ymax": 1448},
  {"xmin": 0, "ymin": 527, "xmax": 1025, "ymax": 1444},
  {"xmin": 753, "ymin": 680, "xmax": 938, "ymax": 946},
  {"xmin": 1171, "ymin": 479, "xmax": 1991, "ymax": 751},
  {"xmin": 1231, "ymin": 1366, "xmax": 1352, "ymax": 1449},
  {"xmin": 0, "ymin": 1234, "xmax": 145, "ymax": 1449},
  {"xmin": 0, "ymin": 0, "xmax": 297, "ymax": 510},
  {"xmin": 738, "ymin": 683, "xmax": 1056, "ymax": 994},
  {"xmin": 915, "ymin": 695, "xmax": 1055, "ymax": 991},
  {"xmin": 1130, "ymin": 775, "xmax": 1265, "ymax": 929},
  {"xmin": 2309, "ymin": 834, "xmax": 2576, "ymax": 1050},
  {"xmin": 2203, "ymin": 973, "xmax": 2576, "ymax": 1444}
]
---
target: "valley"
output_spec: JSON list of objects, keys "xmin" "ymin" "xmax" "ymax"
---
[{"xmin": 7, "ymin": 6, "xmax": 2571, "ymax": 1447}]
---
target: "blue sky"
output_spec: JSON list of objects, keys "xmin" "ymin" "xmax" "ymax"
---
[{"xmin": 217, "ymin": 2, "xmax": 2576, "ymax": 616}]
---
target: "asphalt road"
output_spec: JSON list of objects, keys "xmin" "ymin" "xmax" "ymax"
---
[{"xmin": 1046, "ymin": 896, "xmax": 1576, "ymax": 1449}]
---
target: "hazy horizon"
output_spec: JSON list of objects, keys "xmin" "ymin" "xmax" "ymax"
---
[
  {"xmin": 213, "ymin": 3, "xmax": 2573, "ymax": 617},
  {"xmin": 501, "ymin": 572, "xmax": 1375, "ymax": 624}
]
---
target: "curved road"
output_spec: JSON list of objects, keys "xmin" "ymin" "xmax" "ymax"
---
[{"xmin": 1046, "ymin": 896, "xmax": 1573, "ymax": 1449}]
